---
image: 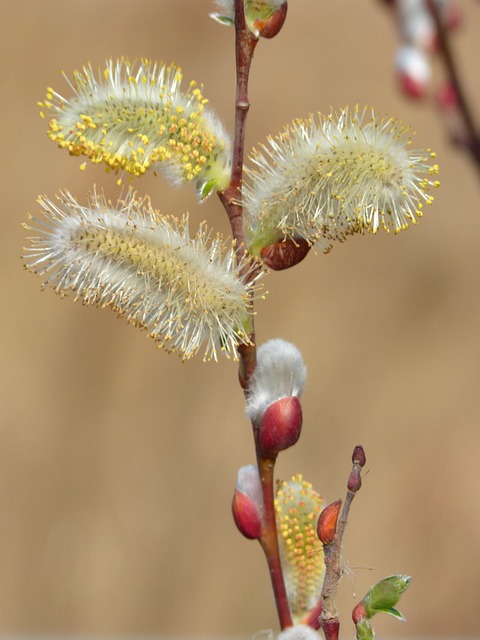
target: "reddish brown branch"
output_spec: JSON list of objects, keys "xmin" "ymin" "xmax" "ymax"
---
[
  {"xmin": 218, "ymin": 2, "xmax": 292, "ymax": 630},
  {"xmin": 427, "ymin": 0, "xmax": 480, "ymax": 174},
  {"xmin": 319, "ymin": 447, "xmax": 366, "ymax": 640},
  {"xmin": 217, "ymin": 0, "xmax": 259, "ymax": 387},
  {"xmin": 258, "ymin": 454, "xmax": 294, "ymax": 629},
  {"xmin": 217, "ymin": 0, "xmax": 258, "ymax": 268}
]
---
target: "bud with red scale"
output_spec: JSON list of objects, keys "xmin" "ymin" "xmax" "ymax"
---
[
  {"xmin": 245, "ymin": 339, "xmax": 306, "ymax": 454},
  {"xmin": 317, "ymin": 499, "xmax": 342, "ymax": 545},
  {"xmin": 232, "ymin": 465, "xmax": 265, "ymax": 539}
]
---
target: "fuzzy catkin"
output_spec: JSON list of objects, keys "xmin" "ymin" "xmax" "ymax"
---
[
  {"xmin": 39, "ymin": 59, "xmax": 231, "ymax": 197},
  {"xmin": 24, "ymin": 190, "xmax": 261, "ymax": 361},
  {"xmin": 244, "ymin": 106, "xmax": 439, "ymax": 255}
]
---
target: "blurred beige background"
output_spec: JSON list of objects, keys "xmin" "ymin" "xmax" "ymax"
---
[{"xmin": 2, "ymin": 0, "xmax": 480, "ymax": 636}]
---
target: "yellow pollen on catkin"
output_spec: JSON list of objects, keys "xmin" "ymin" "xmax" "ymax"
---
[
  {"xmin": 244, "ymin": 107, "xmax": 439, "ymax": 255},
  {"xmin": 24, "ymin": 191, "xmax": 262, "ymax": 362},
  {"xmin": 275, "ymin": 474, "xmax": 324, "ymax": 620},
  {"xmin": 41, "ymin": 59, "xmax": 230, "ymax": 192}
]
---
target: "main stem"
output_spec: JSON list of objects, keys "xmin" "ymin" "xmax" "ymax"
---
[
  {"xmin": 217, "ymin": 0, "xmax": 258, "ymax": 384},
  {"xmin": 217, "ymin": 1, "xmax": 292, "ymax": 629},
  {"xmin": 258, "ymin": 454, "xmax": 294, "ymax": 629}
]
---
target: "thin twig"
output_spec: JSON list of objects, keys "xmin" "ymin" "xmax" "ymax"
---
[{"xmin": 320, "ymin": 447, "xmax": 365, "ymax": 640}]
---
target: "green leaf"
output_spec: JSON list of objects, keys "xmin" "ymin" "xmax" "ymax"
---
[
  {"xmin": 362, "ymin": 575, "xmax": 411, "ymax": 620},
  {"xmin": 196, "ymin": 178, "xmax": 217, "ymax": 201},
  {"xmin": 209, "ymin": 13, "xmax": 235, "ymax": 27},
  {"xmin": 379, "ymin": 607, "xmax": 406, "ymax": 621}
]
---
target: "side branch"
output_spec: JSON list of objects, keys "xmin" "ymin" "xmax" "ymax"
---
[
  {"xmin": 320, "ymin": 446, "xmax": 366, "ymax": 640},
  {"xmin": 427, "ymin": 0, "xmax": 480, "ymax": 173}
]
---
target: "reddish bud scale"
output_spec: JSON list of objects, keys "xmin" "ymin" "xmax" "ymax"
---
[
  {"xmin": 317, "ymin": 499, "xmax": 342, "ymax": 545},
  {"xmin": 255, "ymin": 2, "xmax": 288, "ymax": 38},
  {"xmin": 352, "ymin": 601, "xmax": 367, "ymax": 624},
  {"xmin": 400, "ymin": 72, "xmax": 427, "ymax": 99},
  {"xmin": 232, "ymin": 491, "xmax": 263, "ymax": 539},
  {"xmin": 352, "ymin": 445, "xmax": 366, "ymax": 467},
  {"xmin": 321, "ymin": 618, "xmax": 339, "ymax": 640},
  {"xmin": 260, "ymin": 237, "xmax": 310, "ymax": 270},
  {"xmin": 259, "ymin": 395, "xmax": 302, "ymax": 453}
]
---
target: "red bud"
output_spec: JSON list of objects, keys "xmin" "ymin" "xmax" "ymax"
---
[
  {"xmin": 399, "ymin": 72, "xmax": 428, "ymax": 99},
  {"xmin": 259, "ymin": 396, "xmax": 302, "ymax": 453},
  {"xmin": 317, "ymin": 499, "xmax": 342, "ymax": 545},
  {"xmin": 260, "ymin": 237, "xmax": 310, "ymax": 270},
  {"xmin": 232, "ymin": 490, "xmax": 263, "ymax": 539}
]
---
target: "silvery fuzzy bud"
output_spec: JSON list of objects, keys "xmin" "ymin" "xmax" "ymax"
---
[
  {"xmin": 277, "ymin": 625, "xmax": 322, "ymax": 640},
  {"xmin": 246, "ymin": 339, "xmax": 306, "ymax": 423},
  {"xmin": 395, "ymin": 45, "xmax": 431, "ymax": 98}
]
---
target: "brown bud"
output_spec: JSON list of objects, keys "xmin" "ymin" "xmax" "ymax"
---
[
  {"xmin": 352, "ymin": 445, "xmax": 366, "ymax": 467},
  {"xmin": 260, "ymin": 237, "xmax": 310, "ymax": 270},
  {"xmin": 317, "ymin": 499, "xmax": 342, "ymax": 545},
  {"xmin": 347, "ymin": 467, "xmax": 362, "ymax": 492},
  {"xmin": 254, "ymin": 2, "xmax": 288, "ymax": 39},
  {"xmin": 259, "ymin": 396, "xmax": 302, "ymax": 453}
]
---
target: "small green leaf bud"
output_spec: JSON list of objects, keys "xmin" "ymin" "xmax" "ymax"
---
[{"xmin": 362, "ymin": 575, "xmax": 412, "ymax": 620}]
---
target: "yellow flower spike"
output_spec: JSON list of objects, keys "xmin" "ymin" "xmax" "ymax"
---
[
  {"xmin": 244, "ymin": 107, "xmax": 439, "ymax": 258},
  {"xmin": 24, "ymin": 190, "xmax": 264, "ymax": 362},
  {"xmin": 275, "ymin": 474, "xmax": 324, "ymax": 621},
  {"xmin": 42, "ymin": 59, "xmax": 231, "ymax": 199}
]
